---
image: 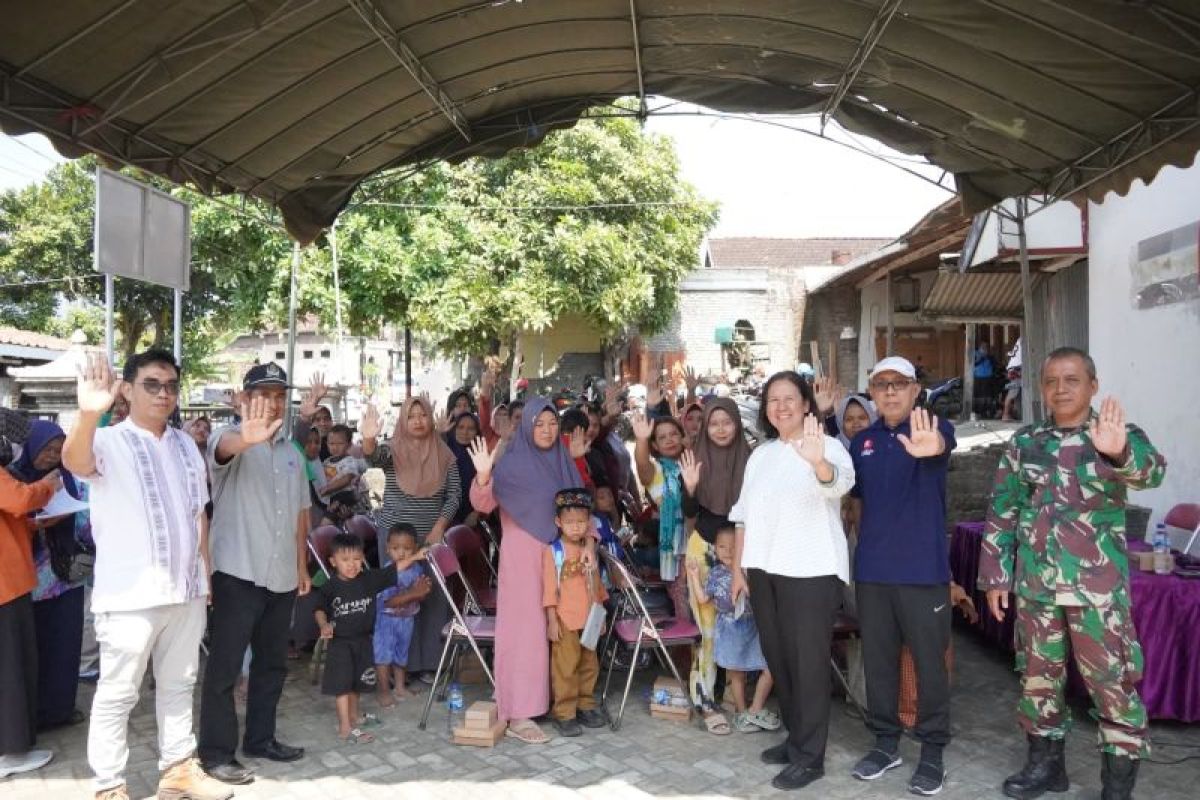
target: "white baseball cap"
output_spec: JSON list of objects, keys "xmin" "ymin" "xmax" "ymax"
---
[{"xmin": 869, "ymin": 356, "xmax": 917, "ymax": 380}]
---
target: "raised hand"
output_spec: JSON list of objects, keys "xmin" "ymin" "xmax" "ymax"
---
[
  {"xmin": 433, "ymin": 404, "xmax": 451, "ymax": 433},
  {"xmin": 791, "ymin": 413, "xmax": 826, "ymax": 466},
  {"xmin": 1090, "ymin": 396, "xmax": 1128, "ymax": 459},
  {"xmin": 568, "ymin": 427, "xmax": 590, "ymax": 459},
  {"xmin": 77, "ymin": 353, "xmax": 121, "ymax": 415},
  {"xmin": 467, "ymin": 436, "xmax": 497, "ymax": 483},
  {"xmin": 238, "ymin": 394, "xmax": 284, "ymax": 445},
  {"xmin": 298, "ymin": 371, "xmax": 328, "ymax": 419},
  {"xmin": 897, "ymin": 407, "xmax": 944, "ymax": 458},
  {"xmin": 813, "ymin": 376, "xmax": 837, "ymax": 416},
  {"xmin": 360, "ymin": 404, "xmax": 383, "ymax": 441},
  {"xmin": 683, "ymin": 366, "xmax": 700, "ymax": 393},
  {"xmin": 631, "ymin": 411, "xmax": 654, "ymax": 442},
  {"xmin": 680, "ymin": 448, "xmax": 702, "ymax": 494}
]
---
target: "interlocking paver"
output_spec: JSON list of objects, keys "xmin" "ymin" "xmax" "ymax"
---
[{"xmin": 6, "ymin": 630, "xmax": 1200, "ymax": 799}]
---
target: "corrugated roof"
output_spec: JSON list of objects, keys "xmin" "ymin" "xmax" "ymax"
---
[
  {"xmin": 707, "ymin": 237, "xmax": 890, "ymax": 270},
  {"xmin": 4, "ymin": 2, "xmax": 1200, "ymax": 242},
  {"xmin": 0, "ymin": 326, "xmax": 74, "ymax": 351},
  {"xmin": 921, "ymin": 272, "xmax": 1024, "ymax": 322}
]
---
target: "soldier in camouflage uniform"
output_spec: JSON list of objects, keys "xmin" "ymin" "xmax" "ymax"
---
[{"xmin": 979, "ymin": 347, "xmax": 1166, "ymax": 800}]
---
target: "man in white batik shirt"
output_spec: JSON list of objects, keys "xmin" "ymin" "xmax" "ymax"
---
[{"xmin": 64, "ymin": 349, "xmax": 231, "ymax": 800}]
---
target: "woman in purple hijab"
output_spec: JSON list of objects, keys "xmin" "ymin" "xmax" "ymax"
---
[{"xmin": 468, "ymin": 396, "xmax": 584, "ymax": 744}]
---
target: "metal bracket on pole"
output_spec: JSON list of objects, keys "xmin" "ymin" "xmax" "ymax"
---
[
  {"xmin": 820, "ymin": 0, "xmax": 904, "ymax": 134},
  {"xmin": 629, "ymin": 0, "xmax": 648, "ymax": 121}
]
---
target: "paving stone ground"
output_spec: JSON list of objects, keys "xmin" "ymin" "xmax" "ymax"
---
[{"xmin": 5, "ymin": 626, "xmax": 1198, "ymax": 799}]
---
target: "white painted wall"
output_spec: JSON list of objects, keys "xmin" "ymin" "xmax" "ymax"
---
[
  {"xmin": 1088, "ymin": 164, "xmax": 1200, "ymax": 523},
  {"xmin": 968, "ymin": 197, "xmax": 1085, "ymax": 267},
  {"xmin": 856, "ymin": 271, "xmax": 945, "ymax": 389}
]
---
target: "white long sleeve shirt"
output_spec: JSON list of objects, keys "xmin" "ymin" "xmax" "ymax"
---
[{"xmin": 729, "ymin": 436, "xmax": 855, "ymax": 582}]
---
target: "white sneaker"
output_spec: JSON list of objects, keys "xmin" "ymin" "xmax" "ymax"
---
[{"xmin": 0, "ymin": 749, "xmax": 54, "ymax": 778}]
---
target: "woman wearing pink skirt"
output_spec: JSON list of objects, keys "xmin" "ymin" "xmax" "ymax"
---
[{"xmin": 468, "ymin": 396, "xmax": 587, "ymax": 743}]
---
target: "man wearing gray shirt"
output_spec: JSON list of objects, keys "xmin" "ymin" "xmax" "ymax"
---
[{"xmin": 198, "ymin": 363, "xmax": 313, "ymax": 785}]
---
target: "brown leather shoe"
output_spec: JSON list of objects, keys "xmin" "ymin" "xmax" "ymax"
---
[
  {"xmin": 95, "ymin": 787, "xmax": 130, "ymax": 800},
  {"xmin": 157, "ymin": 757, "xmax": 234, "ymax": 800}
]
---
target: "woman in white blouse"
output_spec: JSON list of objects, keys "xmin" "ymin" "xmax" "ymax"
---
[{"xmin": 729, "ymin": 370, "xmax": 855, "ymax": 792}]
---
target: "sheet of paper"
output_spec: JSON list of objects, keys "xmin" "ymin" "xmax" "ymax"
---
[{"xmin": 35, "ymin": 488, "xmax": 89, "ymax": 520}]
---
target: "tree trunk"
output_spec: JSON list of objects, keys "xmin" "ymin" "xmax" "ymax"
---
[
  {"xmin": 118, "ymin": 314, "xmax": 145, "ymax": 362},
  {"xmin": 508, "ymin": 330, "xmax": 523, "ymax": 399}
]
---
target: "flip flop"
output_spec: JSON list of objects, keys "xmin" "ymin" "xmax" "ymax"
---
[
  {"xmin": 358, "ymin": 713, "xmax": 382, "ymax": 728},
  {"xmin": 340, "ymin": 727, "xmax": 374, "ymax": 744},
  {"xmin": 504, "ymin": 720, "xmax": 550, "ymax": 744},
  {"xmin": 702, "ymin": 710, "xmax": 732, "ymax": 735},
  {"xmin": 746, "ymin": 708, "xmax": 781, "ymax": 731}
]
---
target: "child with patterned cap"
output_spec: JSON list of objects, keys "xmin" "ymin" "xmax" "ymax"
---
[{"xmin": 543, "ymin": 488, "xmax": 608, "ymax": 737}]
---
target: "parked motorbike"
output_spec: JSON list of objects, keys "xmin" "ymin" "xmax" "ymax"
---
[{"xmin": 926, "ymin": 377, "xmax": 963, "ymax": 419}]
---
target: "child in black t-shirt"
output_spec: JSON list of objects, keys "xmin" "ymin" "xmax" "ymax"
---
[{"xmin": 315, "ymin": 533, "xmax": 431, "ymax": 743}]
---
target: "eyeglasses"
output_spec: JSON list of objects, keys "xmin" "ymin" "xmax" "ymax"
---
[
  {"xmin": 869, "ymin": 378, "xmax": 914, "ymax": 393},
  {"xmin": 138, "ymin": 379, "xmax": 181, "ymax": 396}
]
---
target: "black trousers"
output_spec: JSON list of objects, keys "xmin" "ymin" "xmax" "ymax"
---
[
  {"xmin": 33, "ymin": 585, "xmax": 84, "ymax": 728},
  {"xmin": 0, "ymin": 594, "xmax": 38, "ymax": 755},
  {"xmin": 747, "ymin": 569, "xmax": 841, "ymax": 769},
  {"xmin": 198, "ymin": 572, "xmax": 296, "ymax": 764},
  {"xmin": 857, "ymin": 582, "xmax": 951, "ymax": 749}
]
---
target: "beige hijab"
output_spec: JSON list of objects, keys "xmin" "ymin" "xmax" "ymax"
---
[{"xmin": 390, "ymin": 397, "xmax": 455, "ymax": 497}]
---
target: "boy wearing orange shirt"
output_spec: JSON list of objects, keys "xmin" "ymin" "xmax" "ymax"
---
[{"xmin": 544, "ymin": 489, "xmax": 608, "ymax": 737}]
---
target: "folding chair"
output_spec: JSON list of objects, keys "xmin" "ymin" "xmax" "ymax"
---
[
  {"xmin": 417, "ymin": 543, "xmax": 497, "ymax": 730},
  {"xmin": 346, "ymin": 514, "xmax": 379, "ymax": 566},
  {"xmin": 306, "ymin": 525, "xmax": 341, "ymax": 685},
  {"xmin": 831, "ymin": 610, "xmax": 868, "ymax": 724},
  {"xmin": 598, "ymin": 549, "xmax": 700, "ymax": 731},
  {"xmin": 477, "ymin": 518, "xmax": 501, "ymax": 576},
  {"xmin": 1165, "ymin": 503, "xmax": 1200, "ymax": 556},
  {"xmin": 445, "ymin": 524, "xmax": 498, "ymax": 612}
]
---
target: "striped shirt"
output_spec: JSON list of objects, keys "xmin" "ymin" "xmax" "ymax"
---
[{"xmin": 367, "ymin": 444, "xmax": 460, "ymax": 539}]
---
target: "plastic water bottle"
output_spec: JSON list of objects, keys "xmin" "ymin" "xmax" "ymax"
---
[
  {"xmin": 1153, "ymin": 523, "xmax": 1172, "ymax": 575},
  {"xmin": 446, "ymin": 682, "xmax": 465, "ymax": 736}
]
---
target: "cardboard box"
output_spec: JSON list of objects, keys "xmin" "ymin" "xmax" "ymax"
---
[
  {"xmin": 458, "ymin": 651, "xmax": 489, "ymax": 685},
  {"xmin": 453, "ymin": 718, "xmax": 505, "ymax": 747},
  {"xmin": 650, "ymin": 675, "xmax": 691, "ymax": 721},
  {"xmin": 465, "ymin": 700, "xmax": 497, "ymax": 729},
  {"xmin": 1135, "ymin": 551, "xmax": 1175, "ymax": 573}
]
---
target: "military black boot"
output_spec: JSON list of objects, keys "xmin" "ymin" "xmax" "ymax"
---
[
  {"xmin": 1100, "ymin": 752, "xmax": 1139, "ymax": 800},
  {"xmin": 1002, "ymin": 735, "xmax": 1069, "ymax": 799}
]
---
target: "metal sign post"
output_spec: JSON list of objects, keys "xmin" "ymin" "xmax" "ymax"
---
[
  {"xmin": 1015, "ymin": 196, "xmax": 1037, "ymax": 422},
  {"xmin": 285, "ymin": 241, "xmax": 301, "ymax": 431}
]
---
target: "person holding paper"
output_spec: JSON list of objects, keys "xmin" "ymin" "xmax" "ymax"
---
[
  {"xmin": 8, "ymin": 420, "xmax": 90, "ymax": 731},
  {"xmin": 0, "ymin": 466, "xmax": 60, "ymax": 778}
]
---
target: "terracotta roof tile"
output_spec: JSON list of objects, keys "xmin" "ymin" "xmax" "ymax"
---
[
  {"xmin": 0, "ymin": 326, "xmax": 75, "ymax": 351},
  {"xmin": 707, "ymin": 237, "xmax": 892, "ymax": 269}
]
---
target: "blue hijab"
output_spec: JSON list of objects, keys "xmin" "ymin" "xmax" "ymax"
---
[
  {"xmin": 9, "ymin": 419, "xmax": 79, "ymax": 498},
  {"xmin": 492, "ymin": 397, "xmax": 581, "ymax": 544}
]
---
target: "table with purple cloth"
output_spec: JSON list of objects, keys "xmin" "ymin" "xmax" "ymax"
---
[{"xmin": 949, "ymin": 521, "xmax": 1200, "ymax": 722}]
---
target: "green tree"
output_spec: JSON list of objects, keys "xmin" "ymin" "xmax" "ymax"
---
[
  {"xmin": 297, "ymin": 112, "xmax": 718, "ymax": 357},
  {"xmin": 0, "ymin": 158, "xmax": 290, "ymax": 366}
]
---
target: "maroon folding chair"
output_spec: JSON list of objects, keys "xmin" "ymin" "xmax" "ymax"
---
[
  {"xmin": 831, "ymin": 610, "xmax": 868, "ymax": 723},
  {"xmin": 477, "ymin": 518, "xmax": 501, "ymax": 575},
  {"xmin": 306, "ymin": 525, "xmax": 341, "ymax": 684},
  {"xmin": 444, "ymin": 525, "xmax": 497, "ymax": 613},
  {"xmin": 598, "ymin": 549, "xmax": 700, "ymax": 731},
  {"xmin": 418, "ymin": 543, "xmax": 497, "ymax": 730},
  {"xmin": 1165, "ymin": 503, "xmax": 1200, "ymax": 556},
  {"xmin": 345, "ymin": 514, "xmax": 379, "ymax": 564}
]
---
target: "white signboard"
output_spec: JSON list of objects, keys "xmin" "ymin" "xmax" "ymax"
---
[{"xmin": 94, "ymin": 168, "xmax": 191, "ymax": 290}]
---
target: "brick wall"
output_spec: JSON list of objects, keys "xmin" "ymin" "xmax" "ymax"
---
[{"xmin": 800, "ymin": 285, "xmax": 861, "ymax": 388}]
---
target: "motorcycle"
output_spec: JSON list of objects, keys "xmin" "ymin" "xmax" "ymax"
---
[{"xmin": 925, "ymin": 377, "xmax": 963, "ymax": 419}]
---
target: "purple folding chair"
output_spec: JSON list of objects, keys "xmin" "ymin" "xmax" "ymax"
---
[
  {"xmin": 417, "ymin": 543, "xmax": 497, "ymax": 730},
  {"xmin": 598, "ymin": 549, "xmax": 700, "ymax": 731}
]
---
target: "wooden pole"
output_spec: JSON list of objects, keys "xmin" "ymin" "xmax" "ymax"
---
[
  {"xmin": 885, "ymin": 273, "xmax": 895, "ymax": 355},
  {"xmin": 962, "ymin": 324, "xmax": 975, "ymax": 421}
]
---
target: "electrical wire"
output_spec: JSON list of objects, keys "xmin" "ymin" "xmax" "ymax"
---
[
  {"xmin": 357, "ymin": 200, "xmax": 698, "ymax": 212},
  {"xmin": 9, "ymin": 135, "xmax": 60, "ymax": 165},
  {"xmin": 0, "ymin": 274, "xmax": 103, "ymax": 289}
]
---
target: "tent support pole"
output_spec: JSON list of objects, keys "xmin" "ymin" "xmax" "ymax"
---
[
  {"xmin": 1016, "ymin": 197, "xmax": 1037, "ymax": 422},
  {"xmin": 172, "ymin": 288, "xmax": 182, "ymax": 364},
  {"xmin": 404, "ymin": 327, "xmax": 412, "ymax": 399},
  {"xmin": 104, "ymin": 273, "xmax": 115, "ymax": 363},
  {"xmin": 286, "ymin": 241, "xmax": 300, "ymax": 430}
]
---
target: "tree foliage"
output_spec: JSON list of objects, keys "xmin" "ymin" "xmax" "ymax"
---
[{"xmin": 0, "ymin": 109, "xmax": 716, "ymax": 371}]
